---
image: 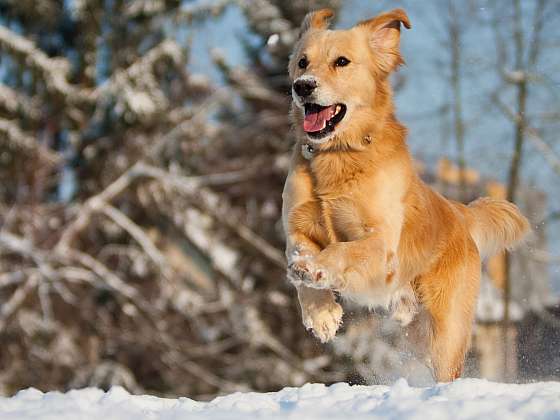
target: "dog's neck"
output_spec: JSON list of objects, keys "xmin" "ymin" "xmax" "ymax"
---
[
  {"xmin": 303, "ymin": 115, "xmax": 408, "ymax": 195},
  {"xmin": 301, "ymin": 134, "xmax": 373, "ymax": 160}
]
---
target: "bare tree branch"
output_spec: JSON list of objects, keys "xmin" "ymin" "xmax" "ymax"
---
[
  {"xmin": 493, "ymin": 94, "xmax": 560, "ymax": 176},
  {"xmin": 99, "ymin": 203, "xmax": 172, "ymax": 277}
]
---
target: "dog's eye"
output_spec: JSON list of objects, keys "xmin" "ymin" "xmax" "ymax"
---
[
  {"xmin": 335, "ymin": 56, "xmax": 351, "ymax": 67},
  {"xmin": 298, "ymin": 56, "xmax": 308, "ymax": 69}
]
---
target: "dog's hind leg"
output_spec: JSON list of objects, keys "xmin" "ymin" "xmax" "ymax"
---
[{"xmin": 420, "ymin": 239, "xmax": 481, "ymax": 382}]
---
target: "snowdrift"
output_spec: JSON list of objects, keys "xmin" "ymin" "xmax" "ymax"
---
[{"xmin": 1, "ymin": 378, "xmax": 559, "ymax": 420}]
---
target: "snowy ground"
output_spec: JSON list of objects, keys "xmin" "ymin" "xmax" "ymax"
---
[{"xmin": 1, "ymin": 379, "xmax": 560, "ymax": 420}]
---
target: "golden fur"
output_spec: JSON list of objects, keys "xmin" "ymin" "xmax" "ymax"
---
[{"xmin": 282, "ymin": 8, "xmax": 530, "ymax": 382}]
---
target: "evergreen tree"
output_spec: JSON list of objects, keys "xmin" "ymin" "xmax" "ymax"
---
[{"xmin": 0, "ymin": 0, "xmax": 358, "ymax": 397}]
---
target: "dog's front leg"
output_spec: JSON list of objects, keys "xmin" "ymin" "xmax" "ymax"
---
[
  {"xmin": 286, "ymin": 244, "xmax": 343, "ymax": 343},
  {"xmin": 301, "ymin": 233, "xmax": 398, "ymax": 294},
  {"xmin": 286, "ymin": 238, "xmax": 343, "ymax": 343},
  {"xmin": 283, "ymin": 157, "xmax": 343, "ymax": 342}
]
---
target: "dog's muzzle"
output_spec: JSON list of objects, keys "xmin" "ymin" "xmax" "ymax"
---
[{"xmin": 293, "ymin": 78, "xmax": 317, "ymax": 98}]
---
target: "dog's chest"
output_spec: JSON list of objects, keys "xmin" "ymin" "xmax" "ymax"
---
[
  {"xmin": 317, "ymin": 188, "xmax": 403, "ymax": 246},
  {"xmin": 317, "ymin": 196, "xmax": 364, "ymax": 243},
  {"xmin": 310, "ymin": 153, "xmax": 406, "ymax": 248}
]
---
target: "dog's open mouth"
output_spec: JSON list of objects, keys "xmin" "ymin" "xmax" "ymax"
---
[{"xmin": 303, "ymin": 103, "xmax": 346, "ymax": 139}]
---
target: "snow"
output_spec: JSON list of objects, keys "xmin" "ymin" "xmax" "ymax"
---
[{"xmin": 1, "ymin": 379, "xmax": 560, "ymax": 420}]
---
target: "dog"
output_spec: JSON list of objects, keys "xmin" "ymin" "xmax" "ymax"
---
[{"xmin": 282, "ymin": 8, "xmax": 530, "ymax": 382}]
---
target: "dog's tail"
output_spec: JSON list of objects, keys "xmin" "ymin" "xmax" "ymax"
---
[{"xmin": 465, "ymin": 197, "xmax": 530, "ymax": 258}]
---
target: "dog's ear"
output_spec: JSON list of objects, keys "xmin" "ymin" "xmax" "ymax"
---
[
  {"xmin": 359, "ymin": 8, "xmax": 411, "ymax": 73},
  {"xmin": 299, "ymin": 9, "xmax": 334, "ymax": 37}
]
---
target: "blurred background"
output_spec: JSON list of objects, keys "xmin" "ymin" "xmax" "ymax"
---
[{"xmin": 0, "ymin": 0, "xmax": 559, "ymax": 399}]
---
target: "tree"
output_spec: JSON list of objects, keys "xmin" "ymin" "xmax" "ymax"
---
[
  {"xmin": 488, "ymin": 0, "xmax": 553, "ymax": 380},
  {"xmin": 0, "ymin": 0, "xmax": 358, "ymax": 397}
]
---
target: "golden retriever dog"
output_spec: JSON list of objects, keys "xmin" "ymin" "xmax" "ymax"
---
[{"xmin": 282, "ymin": 8, "xmax": 530, "ymax": 382}]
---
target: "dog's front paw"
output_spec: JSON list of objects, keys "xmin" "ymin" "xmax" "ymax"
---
[
  {"xmin": 288, "ymin": 256, "xmax": 331, "ymax": 289},
  {"xmin": 296, "ymin": 264, "xmax": 340, "ymax": 290},
  {"xmin": 302, "ymin": 301, "xmax": 343, "ymax": 343},
  {"xmin": 287, "ymin": 256, "xmax": 314, "ymax": 285}
]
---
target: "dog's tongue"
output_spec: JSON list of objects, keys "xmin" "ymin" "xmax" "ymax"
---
[{"xmin": 304, "ymin": 105, "xmax": 334, "ymax": 132}]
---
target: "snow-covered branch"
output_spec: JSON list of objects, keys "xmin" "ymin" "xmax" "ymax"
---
[
  {"xmin": 94, "ymin": 40, "xmax": 186, "ymax": 121},
  {"xmin": 0, "ymin": 83, "xmax": 41, "ymax": 122},
  {"xmin": 0, "ymin": 118, "xmax": 61, "ymax": 165},
  {"xmin": 0, "ymin": 25, "xmax": 90, "ymax": 105}
]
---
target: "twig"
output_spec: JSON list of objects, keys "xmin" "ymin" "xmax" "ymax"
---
[
  {"xmin": 56, "ymin": 266, "xmax": 105, "ymax": 287},
  {"xmin": 493, "ymin": 93, "xmax": 560, "ymax": 176},
  {"xmin": 0, "ymin": 269, "xmax": 33, "ymax": 288},
  {"xmin": 530, "ymin": 248, "xmax": 560, "ymax": 263},
  {"xmin": 0, "ymin": 25, "xmax": 90, "ymax": 105},
  {"xmin": 0, "ymin": 118, "xmax": 61, "ymax": 166},
  {"xmin": 57, "ymin": 161, "xmax": 259, "ymax": 250},
  {"xmin": 1, "ymin": 230, "xmax": 155, "ymax": 320},
  {"xmin": 63, "ymin": 248, "xmax": 151, "ymax": 312},
  {"xmin": 50, "ymin": 280, "xmax": 78, "ymax": 305},
  {"xmin": 145, "ymin": 169, "xmax": 285, "ymax": 268},
  {"xmin": 38, "ymin": 282, "xmax": 54, "ymax": 322},
  {"xmin": 99, "ymin": 203, "xmax": 172, "ymax": 278},
  {"xmin": 0, "ymin": 276, "xmax": 38, "ymax": 331},
  {"xmin": 57, "ymin": 160, "xmax": 283, "ymax": 272},
  {"xmin": 148, "ymin": 88, "xmax": 229, "ymax": 158}
]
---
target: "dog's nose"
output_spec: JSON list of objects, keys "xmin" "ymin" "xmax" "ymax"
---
[{"xmin": 293, "ymin": 79, "xmax": 317, "ymax": 98}]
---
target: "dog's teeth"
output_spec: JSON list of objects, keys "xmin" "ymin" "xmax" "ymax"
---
[{"xmin": 335, "ymin": 105, "xmax": 341, "ymax": 114}]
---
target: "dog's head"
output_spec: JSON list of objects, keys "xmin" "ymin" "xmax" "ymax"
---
[{"xmin": 289, "ymin": 9, "xmax": 410, "ymax": 147}]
